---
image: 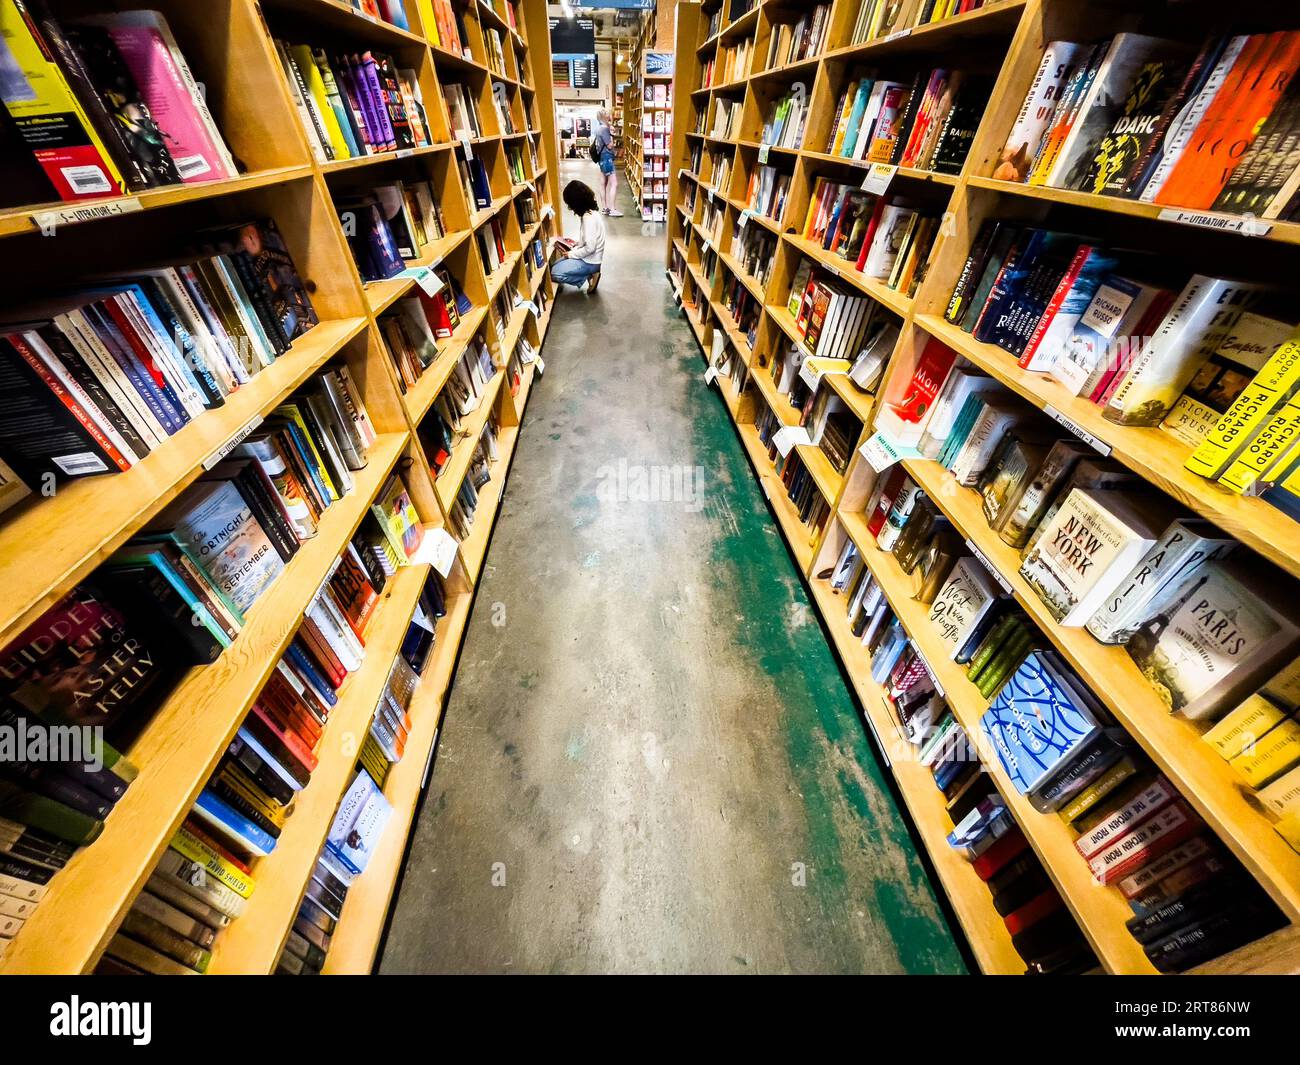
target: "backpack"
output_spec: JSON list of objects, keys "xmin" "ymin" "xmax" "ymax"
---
[{"xmin": 589, "ymin": 139, "xmax": 603, "ymax": 164}]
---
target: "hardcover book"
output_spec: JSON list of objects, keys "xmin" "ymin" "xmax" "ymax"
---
[{"xmin": 928, "ymin": 558, "xmax": 1003, "ymax": 657}]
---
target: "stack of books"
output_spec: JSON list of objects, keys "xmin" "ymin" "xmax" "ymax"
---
[{"xmin": 802, "ymin": 182, "xmax": 939, "ymax": 294}]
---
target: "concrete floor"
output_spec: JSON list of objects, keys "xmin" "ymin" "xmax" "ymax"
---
[{"xmin": 376, "ymin": 162, "xmax": 968, "ymax": 975}]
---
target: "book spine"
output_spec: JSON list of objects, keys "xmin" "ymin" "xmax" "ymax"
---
[{"xmin": 1074, "ymin": 776, "xmax": 1177, "ymax": 858}]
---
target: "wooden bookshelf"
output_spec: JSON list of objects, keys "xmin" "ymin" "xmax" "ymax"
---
[
  {"xmin": 624, "ymin": 12, "xmax": 676, "ymax": 222},
  {"xmin": 0, "ymin": 0, "xmax": 559, "ymax": 975},
  {"xmin": 665, "ymin": 0, "xmax": 1300, "ymax": 975}
]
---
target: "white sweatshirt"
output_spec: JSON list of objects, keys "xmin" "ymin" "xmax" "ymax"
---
[{"xmin": 568, "ymin": 211, "xmax": 606, "ymax": 265}]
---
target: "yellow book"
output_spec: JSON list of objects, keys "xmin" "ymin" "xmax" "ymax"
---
[
  {"xmin": 830, "ymin": 80, "xmax": 857, "ymax": 156},
  {"xmin": 416, "ymin": 0, "xmax": 441, "ymax": 48},
  {"xmin": 170, "ymin": 826, "xmax": 257, "ymax": 900},
  {"xmin": 1276, "ymin": 811, "xmax": 1300, "ymax": 853},
  {"xmin": 1218, "ymin": 398, "xmax": 1300, "ymax": 494},
  {"xmin": 1057, "ymin": 756, "xmax": 1139, "ymax": 823},
  {"xmin": 1203, "ymin": 694, "xmax": 1289, "ymax": 760},
  {"xmin": 290, "ymin": 44, "xmax": 351, "ymax": 161},
  {"xmin": 0, "ymin": 0, "xmax": 128, "ymax": 200},
  {"xmin": 1186, "ymin": 328, "xmax": 1300, "ymax": 479},
  {"xmin": 1229, "ymin": 718, "xmax": 1300, "ymax": 789},
  {"xmin": 218, "ymin": 765, "xmax": 287, "ymax": 828},
  {"xmin": 1259, "ymin": 764, "xmax": 1300, "ymax": 820}
]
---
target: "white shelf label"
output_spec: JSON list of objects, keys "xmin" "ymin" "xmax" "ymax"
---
[
  {"xmin": 861, "ymin": 163, "xmax": 898, "ymax": 196},
  {"xmin": 758, "ymin": 144, "xmax": 771, "ymax": 165},
  {"xmin": 521, "ymin": 299, "xmax": 540, "ymax": 319},
  {"xmin": 460, "ymin": 135, "xmax": 474, "ymax": 159},
  {"xmin": 401, "ymin": 265, "xmax": 444, "ymax": 296},
  {"xmin": 396, "ymin": 147, "xmax": 415, "ymax": 159},
  {"xmin": 536, "ymin": 355, "xmax": 545, "ymax": 376},
  {"xmin": 412, "ymin": 525, "xmax": 460, "ymax": 577},
  {"xmin": 701, "ymin": 239, "xmax": 711, "ymax": 256},
  {"xmin": 859, "ymin": 430, "xmax": 920, "ymax": 473},
  {"xmin": 1043, "ymin": 405, "xmax": 1112, "ymax": 456},
  {"xmin": 772, "ymin": 425, "xmax": 811, "ymax": 457},
  {"xmin": 704, "ymin": 365, "xmax": 719, "ymax": 386},
  {"xmin": 738, "ymin": 208, "xmax": 754, "ymax": 229},
  {"xmin": 1156, "ymin": 207, "xmax": 1272, "ymax": 237},
  {"xmin": 202, "ymin": 415, "xmax": 264, "ymax": 470},
  {"xmin": 965, "ymin": 538, "xmax": 1014, "ymax": 594},
  {"xmin": 882, "ymin": 27, "xmax": 912, "ymax": 44},
  {"xmin": 33, "ymin": 197, "xmax": 141, "ymax": 231}
]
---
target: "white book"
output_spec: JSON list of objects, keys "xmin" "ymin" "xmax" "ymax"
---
[
  {"xmin": 995, "ymin": 41, "xmax": 1089, "ymax": 181},
  {"xmin": 929, "ymin": 558, "xmax": 1003, "ymax": 657},
  {"xmin": 919, "ymin": 367, "xmax": 998, "ymax": 459},
  {"xmin": 1105, "ymin": 275, "xmax": 1268, "ymax": 427},
  {"xmin": 58, "ymin": 308, "xmax": 167, "ymax": 447},
  {"xmin": 1049, "ymin": 275, "xmax": 1163, "ymax": 397},
  {"xmin": 1020, "ymin": 487, "xmax": 1174, "ymax": 626},
  {"xmin": 853, "ymin": 82, "xmax": 898, "ymax": 161}
]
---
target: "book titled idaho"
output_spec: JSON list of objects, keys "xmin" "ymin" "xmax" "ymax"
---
[
  {"xmin": 1019, "ymin": 487, "xmax": 1173, "ymax": 626},
  {"xmin": 1125, "ymin": 561, "xmax": 1300, "ymax": 721},
  {"xmin": 979, "ymin": 651, "xmax": 1103, "ymax": 796}
]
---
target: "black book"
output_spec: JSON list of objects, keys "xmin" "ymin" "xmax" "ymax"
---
[
  {"xmin": 223, "ymin": 741, "xmax": 296, "ymax": 807},
  {"xmin": 0, "ymin": 850, "xmax": 56, "ymax": 886},
  {"xmin": 210, "ymin": 776, "xmax": 281, "ymax": 840},
  {"xmin": 0, "ymin": 334, "xmax": 125, "ymax": 484},
  {"xmin": 932, "ymin": 77, "xmax": 992, "ymax": 175},
  {"xmin": 96, "ymin": 563, "xmax": 224, "ymax": 665},
  {"xmin": 1145, "ymin": 906, "xmax": 1280, "ymax": 973},
  {"xmin": 135, "ymin": 276, "xmax": 225, "ymax": 408},
  {"xmin": 0, "ymin": 759, "xmax": 112, "ymax": 821},
  {"xmin": 992, "ymin": 865, "xmax": 1053, "ymax": 917},
  {"xmin": 945, "ymin": 220, "xmax": 1002, "ymax": 326},
  {"xmin": 1127, "ymin": 877, "xmax": 1242, "ymax": 946},
  {"xmin": 0, "ymin": 701, "xmax": 128, "ymax": 803},
  {"xmin": 888, "ymin": 72, "xmax": 928, "ymax": 167}
]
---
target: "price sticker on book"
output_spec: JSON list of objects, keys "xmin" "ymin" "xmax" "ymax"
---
[
  {"xmin": 1156, "ymin": 207, "xmax": 1272, "ymax": 237},
  {"xmin": 772, "ymin": 425, "xmax": 811, "ymax": 457},
  {"xmin": 859, "ymin": 430, "xmax": 920, "ymax": 472},
  {"xmin": 412, "ymin": 526, "xmax": 460, "ymax": 578},
  {"xmin": 202, "ymin": 415, "xmax": 264, "ymax": 470},
  {"xmin": 965, "ymin": 538, "xmax": 1014, "ymax": 594},
  {"xmin": 32, "ymin": 197, "xmax": 142, "ymax": 232},
  {"xmin": 1043, "ymin": 405, "xmax": 1112, "ymax": 456},
  {"xmin": 758, "ymin": 144, "xmax": 771, "ymax": 165},
  {"xmin": 861, "ymin": 163, "xmax": 898, "ymax": 196}
]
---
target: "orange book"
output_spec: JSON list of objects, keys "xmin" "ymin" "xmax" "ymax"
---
[{"xmin": 1157, "ymin": 32, "xmax": 1300, "ymax": 208}]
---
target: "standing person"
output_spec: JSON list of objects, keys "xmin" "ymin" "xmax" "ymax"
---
[
  {"xmin": 592, "ymin": 108, "xmax": 623, "ymax": 217},
  {"xmin": 551, "ymin": 180, "xmax": 606, "ymax": 295}
]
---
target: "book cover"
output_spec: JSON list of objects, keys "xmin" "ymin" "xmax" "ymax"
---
[
  {"xmin": 1019, "ymin": 486, "xmax": 1171, "ymax": 625},
  {"xmin": 979, "ymin": 651, "xmax": 1103, "ymax": 795},
  {"xmin": 928, "ymin": 557, "xmax": 1002, "ymax": 657},
  {"xmin": 992, "ymin": 41, "xmax": 1087, "ymax": 182},
  {"xmin": 1126, "ymin": 561, "xmax": 1300, "ymax": 721}
]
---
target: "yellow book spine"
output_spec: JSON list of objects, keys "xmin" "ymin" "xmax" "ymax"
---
[
  {"xmin": 1186, "ymin": 330, "xmax": 1300, "ymax": 478},
  {"xmin": 1203, "ymin": 694, "xmax": 1287, "ymax": 760},
  {"xmin": 1229, "ymin": 718, "xmax": 1300, "ymax": 790},
  {"xmin": 1218, "ymin": 401, "xmax": 1300, "ymax": 493},
  {"xmin": 830, "ymin": 83, "xmax": 856, "ymax": 156},
  {"xmin": 417, "ymin": 0, "xmax": 441, "ymax": 48},
  {"xmin": 1260, "ymin": 764, "xmax": 1300, "ymax": 820},
  {"xmin": 291, "ymin": 44, "xmax": 350, "ymax": 160},
  {"xmin": 170, "ymin": 826, "xmax": 257, "ymax": 900}
]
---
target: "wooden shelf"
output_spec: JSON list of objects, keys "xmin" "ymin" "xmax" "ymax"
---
[
  {"xmin": 0, "ymin": 166, "xmax": 314, "ymax": 238},
  {"xmin": 322, "ymin": 588, "xmax": 474, "ymax": 973},
  {"xmin": 735, "ymin": 423, "xmax": 816, "ymax": 575},
  {"xmin": 914, "ymin": 314, "xmax": 1300, "ymax": 580},
  {"xmin": 0, "ymin": 317, "xmax": 368, "ymax": 646},
  {"xmin": 402, "ymin": 306, "xmax": 491, "ymax": 425},
  {"xmin": 0, "ymin": 433, "xmax": 408, "ymax": 975},
  {"xmin": 904, "ymin": 456, "xmax": 1300, "ymax": 923},
  {"xmin": 207, "ymin": 563, "xmax": 430, "ymax": 974},
  {"xmin": 458, "ymin": 422, "xmax": 520, "ymax": 582},
  {"xmin": 839, "ymin": 510, "xmax": 1157, "ymax": 974},
  {"xmin": 806, "ymin": 575, "xmax": 1025, "ymax": 975},
  {"xmin": 364, "ymin": 230, "xmax": 473, "ymax": 315}
]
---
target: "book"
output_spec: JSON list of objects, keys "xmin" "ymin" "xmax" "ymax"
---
[
  {"xmin": 1019, "ymin": 487, "xmax": 1173, "ymax": 626},
  {"xmin": 1126, "ymin": 561, "xmax": 1300, "ymax": 721},
  {"xmin": 1104, "ymin": 275, "xmax": 1268, "ymax": 428},
  {"xmin": 980, "ymin": 651, "xmax": 1103, "ymax": 796},
  {"xmin": 1084, "ymin": 519, "xmax": 1237, "ymax": 645},
  {"xmin": 1203, "ymin": 694, "xmax": 1290, "ymax": 761},
  {"xmin": 928, "ymin": 558, "xmax": 1002, "ymax": 657},
  {"xmin": 993, "ymin": 41, "xmax": 1088, "ymax": 182}
]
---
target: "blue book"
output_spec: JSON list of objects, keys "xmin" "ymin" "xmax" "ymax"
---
[
  {"xmin": 193, "ymin": 787, "xmax": 277, "ymax": 856},
  {"xmin": 81, "ymin": 302, "xmax": 187, "ymax": 435},
  {"xmin": 285, "ymin": 640, "xmax": 340, "ymax": 707},
  {"xmin": 971, "ymin": 228, "xmax": 1047, "ymax": 348},
  {"xmin": 327, "ymin": 768, "xmax": 393, "ymax": 878},
  {"xmin": 840, "ymin": 79, "xmax": 874, "ymax": 158},
  {"xmin": 979, "ymin": 651, "xmax": 1102, "ymax": 795},
  {"xmin": 1020, "ymin": 246, "xmax": 1121, "ymax": 373}
]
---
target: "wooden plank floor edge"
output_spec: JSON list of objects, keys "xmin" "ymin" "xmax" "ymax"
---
[{"xmin": 0, "ymin": 433, "xmax": 408, "ymax": 975}]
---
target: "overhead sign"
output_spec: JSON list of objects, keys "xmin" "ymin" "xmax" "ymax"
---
[{"xmin": 549, "ymin": 16, "xmax": 595, "ymax": 55}]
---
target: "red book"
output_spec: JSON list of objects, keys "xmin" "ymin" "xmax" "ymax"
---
[
  {"xmin": 298, "ymin": 616, "xmax": 348, "ymax": 686},
  {"xmin": 887, "ymin": 337, "xmax": 957, "ymax": 424},
  {"xmin": 276, "ymin": 658, "xmax": 331, "ymax": 721},
  {"xmin": 1087, "ymin": 801, "xmax": 1202, "ymax": 886},
  {"xmin": 1018, "ymin": 243, "xmax": 1096, "ymax": 371},
  {"xmin": 1003, "ymin": 888, "xmax": 1065, "ymax": 936},
  {"xmin": 855, "ymin": 197, "xmax": 889, "ymax": 273},
  {"xmin": 330, "ymin": 549, "xmax": 379, "ymax": 639},
  {"xmin": 263, "ymin": 672, "xmax": 324, "ymax": 744},
  {"xmin": 419, "ymin": 290, "xmax": 454, "ymax": 338},
  {"xmin": 972, "ymin": 828, "xmax": 1029, "ymax": 881},
  {"xmin": 5, "ymin": 334, "xmax": 132, "ymax": 472},
  {"xmin": 182, "ymin": 817, "xmax": 253, "ymax": 874},
  {"xmin": 248, "ymin": 702, "xmax": 318, "ymax": 774},
  {"xmin": 866, "ymin": 467, "xmax": 906, "ymax": 538}
]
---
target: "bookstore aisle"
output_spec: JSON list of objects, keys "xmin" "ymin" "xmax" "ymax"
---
[{"xmin": 378, "ymin": 162, "xmax": 966, "ymax": 974}]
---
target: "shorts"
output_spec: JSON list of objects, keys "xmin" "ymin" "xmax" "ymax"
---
[{"xmin": 599, "ymin": 149, "xmax": 615, "ymax": 175}]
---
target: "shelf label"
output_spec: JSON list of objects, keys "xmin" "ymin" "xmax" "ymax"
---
[
  {"xmin": 1157, "ymin": 207, "xmax": 1272, "ymax": 237},
  {"xmin": 412, "ymin": 525, "xmax": 460, "ymax": 577},
  {"xmin": 772, "ymin": 425, "xmax": 811, "ymax": 457},
  {"xmin": 704, "ymin": 364, "xmax": 719, "ymax": 386},
  {"xmin": 460, "ymin": 135, "xmax": 474, "ymax": 159},
  {"xmin": 861, "ymin": 163, "xmax": 898, "ymax": 196},
  {"xmin": 542, "ymin": 204, "xmax": 555, "ymax": 219},
  {"xmin": 202, "ymin": 414, "xmax": 264, "ymax": 470},
  {"xmin": 738, "ymin": 208, "xmax": 754, "ymax": 229},
  {"xmin": 965, "ymin": 538, "xmax": 1014, "ymax": 594},
  {"xmin": 1043, "ymin": 404, "xmax": 1112, "ymax": 456},
  {"xmin": 33, "ymin": 197, "xmax": 142, "ymax": 232},
  {"xmin": 401, "ymin": 265, "xmax": 444, "ymax": 297},
  {"xmin": 701, "ymin": 239, "xmax": 711, "ymax": 256},
  {"xmin": 859, "ymin": 430, "xmax": 920, "ymax": 473},
  {"xmin": 798, "ymin": 356, "xmax": 850, "ymax": 392},
  {"xmin": 882, "ymin": 27, "xmax": 912, "ymax": 44},
  {"xmin": 536, "ymin": 355, "xmax": 545, "ymax": 376},
  {"xmin": 758, "ymin": 144, "xmax": 771, "ymax": 165},
  {"xmin": 395, "ymin": 147, "xmax": 415, "ymax": 159},
  {"xmin": 520, "ymin": 299, "xmax": 540, "ymax": 319}
]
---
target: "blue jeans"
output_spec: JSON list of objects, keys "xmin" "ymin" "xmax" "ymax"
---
[
  {"xmin": 552, "ymin": 257, "xmax": 600, "ymax": 287},
  {"xmin": 599, "ymin": 148, "xmax": 615, "ymax": 175}
]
